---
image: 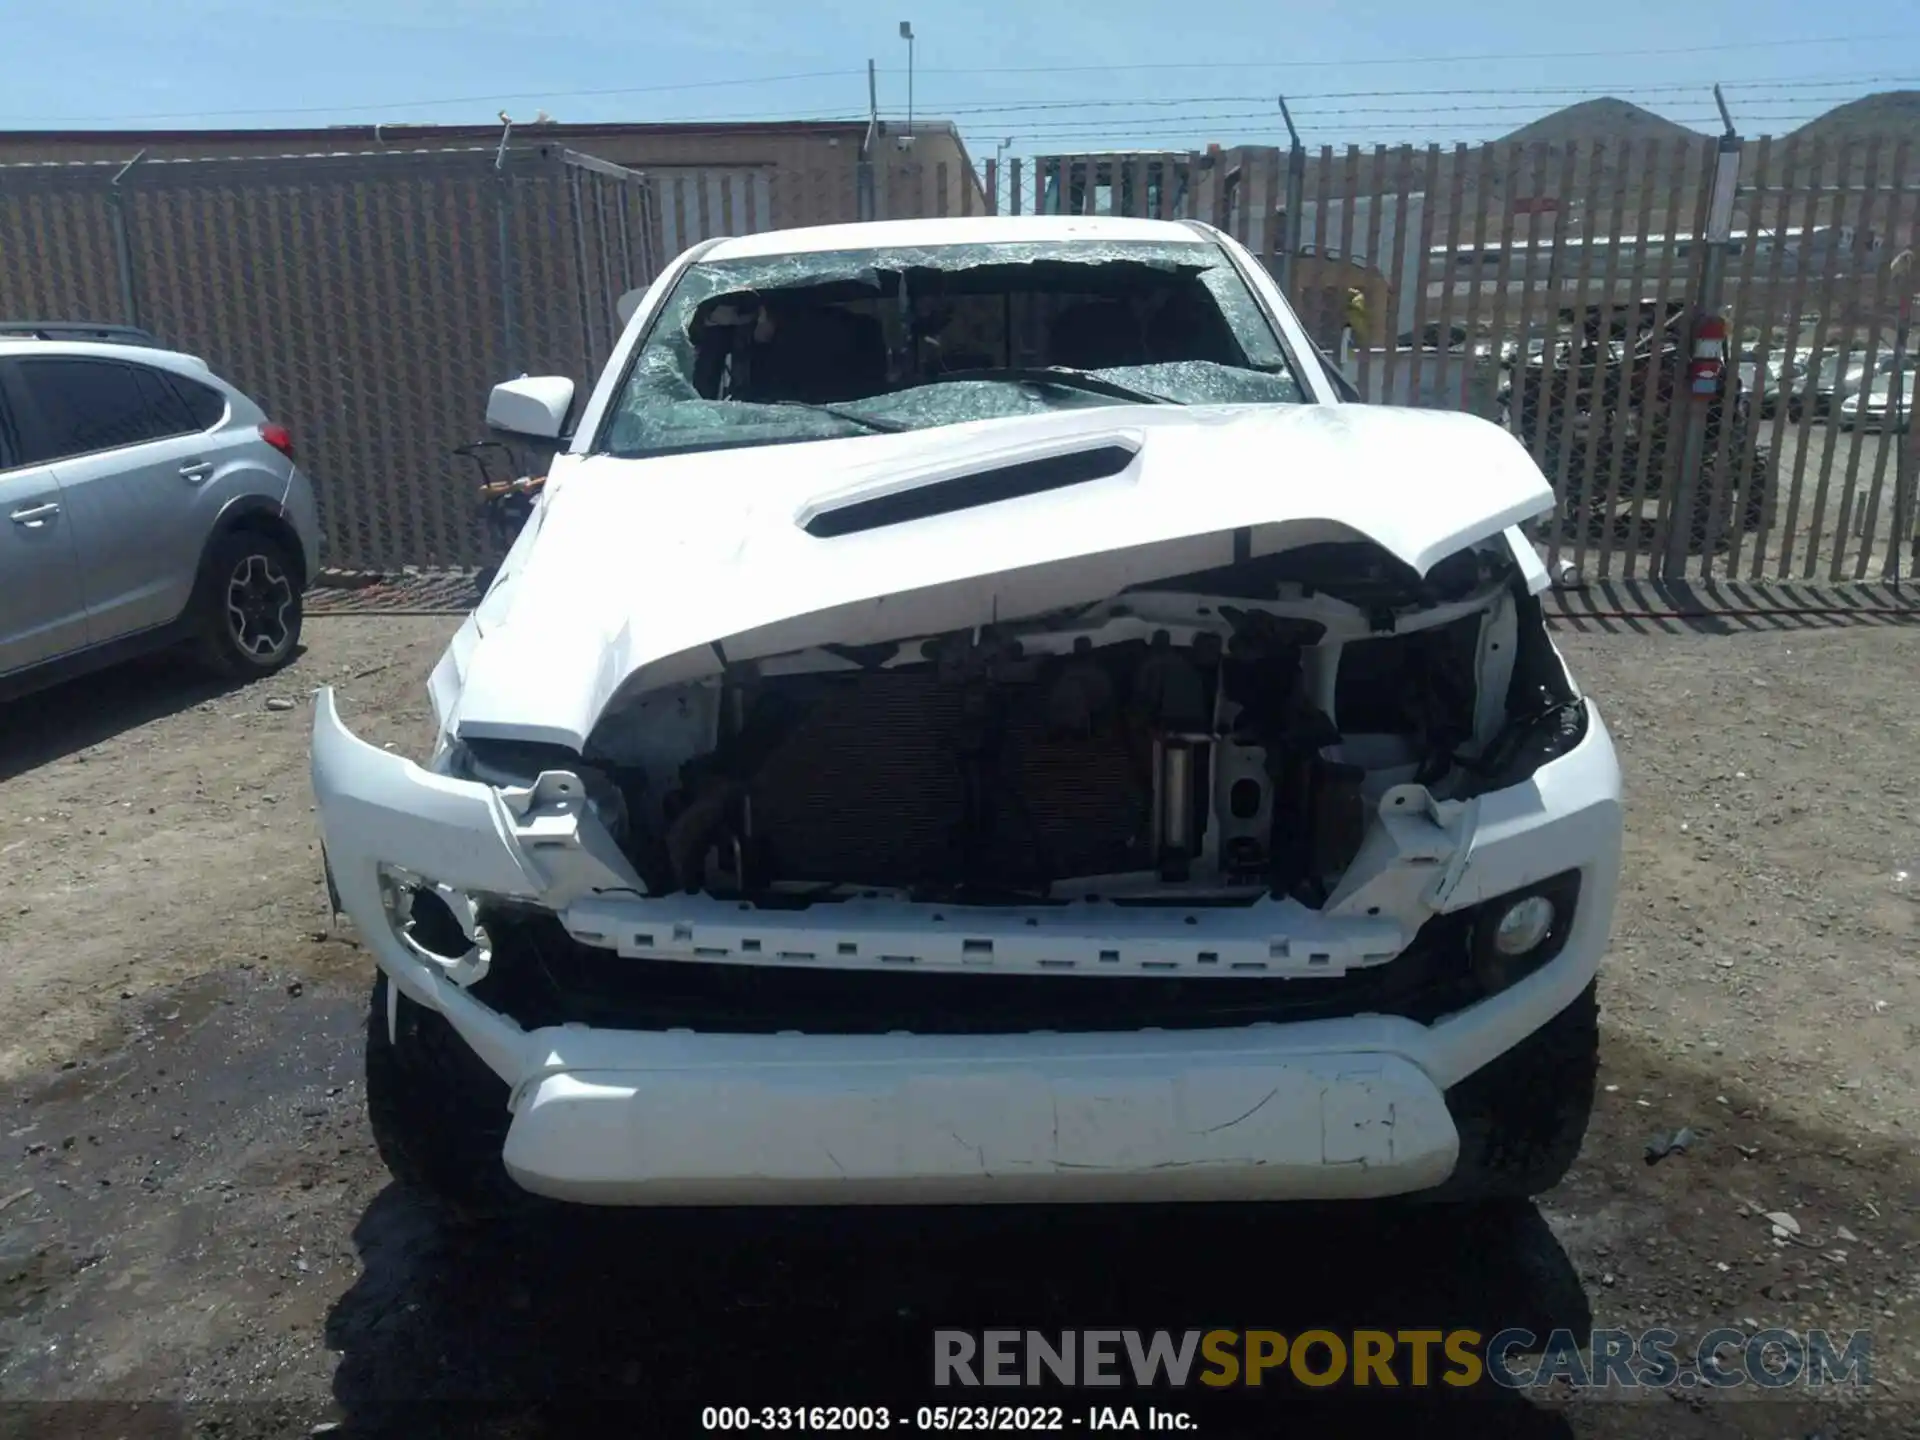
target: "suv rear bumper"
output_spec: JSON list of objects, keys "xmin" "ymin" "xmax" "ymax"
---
[{"xmin": 281, "ymin": 467, "xmax": 322, "ymax": 584}]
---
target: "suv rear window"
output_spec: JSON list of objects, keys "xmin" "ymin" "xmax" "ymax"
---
[
  {"xmin": 167, "ymin": 373, "xmax": 228, "ymax": 430},
  {"xmin": 9, "ymin": 358, "xmax": 203, "ymax": 464}
]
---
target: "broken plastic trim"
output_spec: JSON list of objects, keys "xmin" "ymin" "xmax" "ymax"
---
[
  {"xmin": 1450, "ymin": 585, "xmax": 1588, "ymax": 798},
  {"xmin": 466, "ymin": 907, "xmax": 1486, "ymax": 1034},
  {"xmin": 801, "ymin": 442, "xmax": 1139, "ymax": 538},
  {"xmin": 377, "ymin": 865, "xmax": 494, "ymax": 988}
]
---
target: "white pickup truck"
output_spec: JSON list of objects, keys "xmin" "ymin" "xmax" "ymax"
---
[{"xmin": 311, "ymin": 213, "xmax": 1622, "ymax": 1219}]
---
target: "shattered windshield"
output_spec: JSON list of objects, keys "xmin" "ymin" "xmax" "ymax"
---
[{"xmin": 598, "ymin": 239, "xmax": 1306, "ymax": 459}]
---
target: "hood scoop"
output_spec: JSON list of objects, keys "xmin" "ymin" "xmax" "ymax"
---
[{"xmin": 799, "ymin": 439, "xmax": 1140, "ymax": 539}]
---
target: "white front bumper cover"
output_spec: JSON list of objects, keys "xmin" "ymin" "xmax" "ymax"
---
[{"xmin": 311, "ymin": 690, "xmax": 1622, "ymax": 1205}]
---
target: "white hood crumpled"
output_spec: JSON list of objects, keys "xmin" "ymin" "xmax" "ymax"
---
[{"xmin": 441, "ymin": 401, "xmax": 1555, "ymax": 752}]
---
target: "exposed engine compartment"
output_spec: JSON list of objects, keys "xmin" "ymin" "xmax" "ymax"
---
[
  {"xmin": 646, "ymin": 615, "xmax": 1422, "ymax": 905},
  {"xmin": 456, "ymin": 536, "xmax": 1584, "ymax": 912}
]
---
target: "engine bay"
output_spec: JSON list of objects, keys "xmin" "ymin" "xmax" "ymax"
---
[{"xmin": 457, "ymin": 536, "xmax": 1583, "ymax": 911}]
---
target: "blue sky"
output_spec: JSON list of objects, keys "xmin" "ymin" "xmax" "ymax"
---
[{"xmin": 4, "ymin": 0, "xmax": 1917, "ymax": 157}]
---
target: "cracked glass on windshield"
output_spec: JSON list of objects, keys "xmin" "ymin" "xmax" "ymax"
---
[{"xmin": 598, "ymin": 239, "xmax": 1305, "ymax": 459}]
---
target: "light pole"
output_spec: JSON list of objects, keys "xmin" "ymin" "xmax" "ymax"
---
[{"xmin": 898, "ymin": 21, "xmax": 914, "ymax": 137}]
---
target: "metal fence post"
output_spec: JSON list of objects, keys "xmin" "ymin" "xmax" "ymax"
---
[
  {"xmin": 107, "ymin": 149, "xmax": 146, "ymax": 328},
  {"xmin": 858, "ymin": 59, "xmax": 879, "ymax": 222},
  {"xmin": 494, "ymin": 126, "xmax": 520, "ymax": 377},
  {"xmin": 1662, "ymin": 93, "xmax": 1742, "ymax": 578},
  {"xmin": 1278, "ymin": 100, "xmax": 1305, "ymax": 300},
  {"xmin": 1886, "ymin": 249, "xmax": 1915, "ymax": 583},
  {"xmin": 567, "ymin": 164, "xmax": 595, "ymax": 379}
]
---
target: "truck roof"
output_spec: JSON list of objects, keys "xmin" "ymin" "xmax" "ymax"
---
[{"xmin": 701, "ymin": 214, "xmax": 1214, "ymax": 262}]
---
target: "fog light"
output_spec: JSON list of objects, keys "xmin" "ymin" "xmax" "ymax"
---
[
  {"xmin": 1470, "ymin": 883, "xmax": 1574, "ymax": 996},
  {"xmin": 1491, "ymin": 895, "xmax": 1557, "ymax": 957}
]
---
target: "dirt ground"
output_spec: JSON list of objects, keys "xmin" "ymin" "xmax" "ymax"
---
[{"xmin": 0, "ymin": 610, "xmax": 1916, "ymax": 1438}]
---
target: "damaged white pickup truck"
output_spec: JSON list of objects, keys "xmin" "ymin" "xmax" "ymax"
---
[{"xmin": 311, "ymin": 215, "xmax": 1622, "ymax": 1216}]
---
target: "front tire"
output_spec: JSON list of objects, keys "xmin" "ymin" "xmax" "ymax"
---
[
  {"xmin": 194, "ymin": 529, "xmax": 303, "ymax": 678},
  {"xmin": 364, "ymin": 972, "xmax": 527, "ymax": 1220},
  {"xmin": 1417, "ymin": 981, "xmax": 1599, "ymax": 1203}
]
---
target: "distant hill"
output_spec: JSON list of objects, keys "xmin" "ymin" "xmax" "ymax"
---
[
  {"xmin": 1498, "ymin": 97, "xmax": 1700, "ymax": 148},
  {"xmin": 1747, "ymin": 90, "xmax": 1920, "ymax": 193},
  {"xmin": 1785, "ymin": 89, "xmax": 1920, "ymax": 143},
  {"xmin": 1467, "ymin": 89, "xmax": 1920, "ymax": 230},
  {"xmin": 1491, "ymin": 89, "xmax": 1920, "ymax": 149},
  {"xmin": 1281, "ymin": 89, "xmax": 1920, "ymax": 253}
]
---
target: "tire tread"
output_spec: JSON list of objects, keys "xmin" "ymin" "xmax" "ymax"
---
[
  {"xmin": 1418, "ymin": 981, "xmax": 1600, "ymax": 1203},
  {"xmin": 364, "ymin": 974, "xmax": 530, "ymax": 1221}
]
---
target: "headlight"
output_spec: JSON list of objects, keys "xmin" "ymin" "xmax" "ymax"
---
[{"xmin": 1470, "ymin": 871, "xmax": 1580, "ymax": 993}]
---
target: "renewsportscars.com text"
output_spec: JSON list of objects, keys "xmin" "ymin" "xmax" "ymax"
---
[{"xmin": 933, "ymin": 1327, "xmax": 1872, "ymax": 1391}]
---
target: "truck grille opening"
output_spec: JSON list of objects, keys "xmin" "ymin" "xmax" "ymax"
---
[
  {"xmin": 576, "ymin": 542, "xmax": 1517, "ymax": 910},
  {"xmin": 612, "ymin": 618, "xmax": 1410, "ymax": 906}
]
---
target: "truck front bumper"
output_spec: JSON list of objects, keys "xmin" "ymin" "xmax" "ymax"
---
[{"xmin": 311, "ymin": 690, "xmax": 1622, "ymax": 1206}]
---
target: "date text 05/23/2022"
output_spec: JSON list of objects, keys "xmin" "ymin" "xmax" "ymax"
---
[{"xmin": 701, "ymin": 1405, "xmax": 1195, "ymax": 1432}]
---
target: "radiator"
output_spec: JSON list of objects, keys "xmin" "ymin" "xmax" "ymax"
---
[{"xmin": 742, "ymin": 669, "xmax": 1154, "ymax": 889}]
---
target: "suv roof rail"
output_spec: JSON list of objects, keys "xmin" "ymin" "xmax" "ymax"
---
[{"xmin": 0, "ymin": 321, "xmax": 164, "ymax": 347}]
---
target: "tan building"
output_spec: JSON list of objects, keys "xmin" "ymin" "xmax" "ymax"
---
[
  {"xmin": 0, "ymin": 117, "xmax": 987, "ymax": 242},
  {"xmin": 0, "ymin": 116, "xmax": 995, "ymax": 572}
]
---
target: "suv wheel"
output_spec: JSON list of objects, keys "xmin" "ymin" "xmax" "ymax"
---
[
  {"xmin": 1415, "ymin": 981, "xmax": 1600, "ymax": 1203},
  {"xmin": 364, "ymin": 972, "xmax": 531, "ymax": 1221},
  {"xmin": 195, "ymin": 530, "xmax": 303, "ymax": 677}
]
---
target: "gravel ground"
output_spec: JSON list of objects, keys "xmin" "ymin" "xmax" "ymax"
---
[{"xmin": 0, "ymin": 612, "xmax": 1915, "ymax": 1438}]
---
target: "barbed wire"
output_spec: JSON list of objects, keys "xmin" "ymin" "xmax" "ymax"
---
[
  {"xmin": 974, "ymin": 109, "xmax": 1857, "ymax": 140},
  {"xmin": 13, "ymin": 33, "xmax": 1914, "ymax": 125},
  {"xmin": 919, "ymin": 77, "xmax": 1920, "ymax": 118},
  {"xmin": 907, "ymin": 32, "xmax": 1916, "ymax": 74}
]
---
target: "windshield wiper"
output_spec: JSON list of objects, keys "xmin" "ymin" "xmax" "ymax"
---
[
  {"xmin": 918, "ymin": 366, "xmax": 1182, "ymax": 405},
  {"xmin": 766, "ymin": 399, "xmax": 911, "ymax": 433}
]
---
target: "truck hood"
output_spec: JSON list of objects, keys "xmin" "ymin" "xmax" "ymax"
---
[{"xmin": 448, "ymin": 402, "xmax": 1553, "ymax": 750}]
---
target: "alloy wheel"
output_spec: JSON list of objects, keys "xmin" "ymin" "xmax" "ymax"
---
[{"xmin": 225, "ymin": 553, "xmax": 296, "ymax": 660}]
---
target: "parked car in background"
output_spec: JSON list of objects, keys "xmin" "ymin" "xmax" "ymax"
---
[
  {"xmin": 1754, "ymin": 354, "xmax": 1814, "ymax": 419},
  {"xmin": 1814, "ymin": 350, "xmax": 1904, "ymax": 419},
  {"xmin": 313, "ymin": 215, "xmax": 1623, "ymax": 1224},
  {"xmin": 1746, "ymin": 346, "xmax": 1906, "ymax": 422},
  {"xmin": 0, "ymin": 323, "xmax": 319, "ymax": 700},
  {"xmin": 1838, "ymin": 369, "xmax": 1915, "ymax": 431},
  {"xmin": 1503, "ymin": 299, "xmax": 1770, "ymax": 545}
]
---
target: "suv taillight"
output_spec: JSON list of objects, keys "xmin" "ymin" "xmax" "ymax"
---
[{"xmin": 259, "ymin": 422, "xmax": 295, "ymax": 461}]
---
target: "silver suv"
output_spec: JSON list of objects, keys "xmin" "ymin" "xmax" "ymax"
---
[{"xmin": 0, "ymin": 324, "xmax": 320, "ymax": 700}]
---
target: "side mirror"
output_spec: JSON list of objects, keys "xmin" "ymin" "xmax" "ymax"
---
[{"xmin": 486, "ymin": 376, "xmax": 576, "ymax": 440}]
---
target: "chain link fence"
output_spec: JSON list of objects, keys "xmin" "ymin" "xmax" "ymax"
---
[
  {"xmin": 972, "ymin": 138, "xmax": 1918, "ymax": 586},
  {"xmin": 0, "ymin": 144, "xmax": 658, "ymax": 571},
  {"xmin": 5, "ymin": 137, "xmax": 1913, "ymax": 586}
]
